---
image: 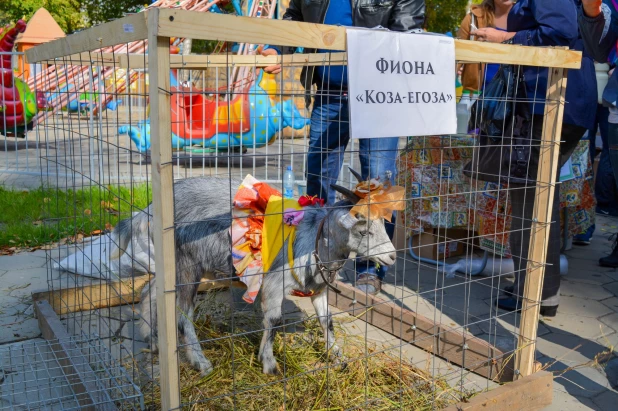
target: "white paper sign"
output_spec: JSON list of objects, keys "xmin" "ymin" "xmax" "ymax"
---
[{"xmin": 347, "ymin": 28, "xmax": 457, "ymax": 139}]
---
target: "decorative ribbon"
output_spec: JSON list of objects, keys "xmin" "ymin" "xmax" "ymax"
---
[
  {"xmin": 298, "ymin": 194, "xmax": 325, "ymax": 207},
  {"xmin": 231, "ymin": 176, "xmax": 341, "ymax": 302},
  {"xmin": 350, "ymin": 178, "xmax": 406, "ymax": 221},
  {"xmin": 283, "ymin": 208, "xmax": 304, "ymax": 226}
]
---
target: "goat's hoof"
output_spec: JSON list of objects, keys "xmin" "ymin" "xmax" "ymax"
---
[
  {"xmin": 195, "ymin": 359, "xmax": 214, "ymax": 376},
  {"xmin": 328, "ymin": 346, "xmax": 346, "ymax": 370},
  {"xmin": 329, "ymin": 345, "xmax": 342, "ymax": 358},
  {"xmin": 262, "ymin": 361, "xmax": 280, "ymax": 375}
]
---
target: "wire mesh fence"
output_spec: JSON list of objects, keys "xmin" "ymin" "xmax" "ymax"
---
[
  {"xmin": 14, "ymin": 8, "xmax": 584, "ymax": 410},
  {"xmin": 0, "ymin": 335, "xmax": 143, "ymax": 410}
]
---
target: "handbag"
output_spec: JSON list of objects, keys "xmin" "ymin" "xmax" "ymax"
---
[
  {"xmin": 463, "ymin": 65, "xmax": 535, "ymax": 185},
  {"xmin": 469, "ymin": 65, "xmax": 525, "ymax": 137}
]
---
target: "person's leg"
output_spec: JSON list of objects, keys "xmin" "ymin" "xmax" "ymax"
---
[
  {"xmin": 354, "ymin": 136, "xmax": 400, "ymax": 294},
  {"xmin": 501, "ymin": 183, "xmax": 560, "ymax": 314},
  {"xmin": 504, "ymin": 185, "xmax": 533, "ymax": 303},
  {"xmin": 589, "ymin": 106, "xmax": 600, "ymax": 164},
  {"xmin": 358, "ymin": 136, "xmax": 400, "ymax": 240},
  {"xmin": 541, "ymin": 124, "xmax": 586, "ymax": 309},
  {"xmin": 608, "ymin": 122, "xmax": 618, "ymax": 187},
  {"xmin": 540, "ymin": 181, "xmax": 561, "ymax": 309},
  {"xmin": 501, "ymin": 123, "xmax": 586, "ymax": 315},
  {"xmin": 600, "ymin": 122, "xmax": 618, "ymax": 267},
  {"xmin": 306, "ymin": 95, "xmax": 350, "ymax": 205},
  {"xmin": 595, "ymin": 108, "xmax": 618, "ymax": 216}
]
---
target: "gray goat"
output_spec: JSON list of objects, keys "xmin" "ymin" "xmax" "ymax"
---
[{"xmin": 113, "ymin": 176, "xmax": 396, "ymax": 375}]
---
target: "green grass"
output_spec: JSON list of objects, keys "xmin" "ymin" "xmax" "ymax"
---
[{"xmin": 0, "ymin": 184, "xmax": 151, "ymax": 249}]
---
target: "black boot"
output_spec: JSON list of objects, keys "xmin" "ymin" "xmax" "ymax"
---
[{"xmin": 599, "ymin": 234, "xmax": 618, "ymax": 268}]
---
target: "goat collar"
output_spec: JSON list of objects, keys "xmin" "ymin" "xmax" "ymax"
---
[{"xmin": 312, "ymin": 215, "xmax": 343, "ymax": 295}]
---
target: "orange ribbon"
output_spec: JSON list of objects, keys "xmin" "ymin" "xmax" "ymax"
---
[{"xmin": 350, "ymin": 179, "xmax": 406, "ymax": 221}]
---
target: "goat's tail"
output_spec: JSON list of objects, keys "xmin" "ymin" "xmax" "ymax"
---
[{"xmin": 110, "ymin": 210, "xmax": 150, "ymax": 260}]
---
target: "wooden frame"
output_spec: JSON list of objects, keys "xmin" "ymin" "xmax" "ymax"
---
[
  {"xmin": 148, "ymin": 10, "xmax": 180, "ymax": 409},
  {"xmin": 32, "ymin": 275, "xmax": 153, "ymax": 315},
  {"xmin": 31, "ymin": 276, "xmax": 242, "ymax": 316},
  {"xmin": 514, "ymin": 67, "xmax": 569, "ymax": 378},
  {"xmin": 25, "ymin": 12, "xmax": 149, "ymax": 63},
  {"xmin": 329, "ymin": 281, "xmax": 511, "ymax": 381},
  {"xmin": 444, "ymin": 371, "xmax": 553, "ymax": 411},
  {"xmin": 26, "ymin": 10, "xmax": 581, "ymax": 68},
  {"xmin": 36, "ymin": 46, "xmax": 578, "ymax": 70},
  {"xmin": 25, "ymin": 7, "xmax": 576, "ymax": 409}
]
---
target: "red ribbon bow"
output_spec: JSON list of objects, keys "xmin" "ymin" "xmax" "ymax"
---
[{"xmin": 298, "ymin": 195, "xmax": 325, "ymax": 207}]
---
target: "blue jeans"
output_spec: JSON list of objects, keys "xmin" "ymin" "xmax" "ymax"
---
[
  {"xmin": 307, "ymin": 94, "xmax": 399, "ymax": 277},
  {"xmin": 592, "ymin": 106, "xmax": 618, "ymax": 215},
  {"xmin": 608, "ymin": 122, "xmax": 618, "ymax": 190}
]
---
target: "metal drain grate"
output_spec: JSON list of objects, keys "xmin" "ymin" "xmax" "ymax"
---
[{"xmin": 0, "ymin": 336, "xmax": 143, "ymax": 410}]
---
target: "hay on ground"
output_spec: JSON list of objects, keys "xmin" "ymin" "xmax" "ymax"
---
[{"xmin": 136, "ymin": 297, "xmax": 466, "ymax": 410}]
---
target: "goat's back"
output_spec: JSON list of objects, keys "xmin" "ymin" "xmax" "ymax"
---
[
  {"xmin": 173, "ymin": 176, "xmax": 241, "ymax": 224},
  {"xmin": 172, "ymin": 177, "xmax": 241, "ymax": 278}
]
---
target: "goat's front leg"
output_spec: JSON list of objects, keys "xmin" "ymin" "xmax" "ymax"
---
[
  {"xmin": 311, "ymin": 292, "xmax": 341, "ymax": 360},
  {"xmin": 258, "ymin": 290, "xmax": 284, "ymax": 375}
]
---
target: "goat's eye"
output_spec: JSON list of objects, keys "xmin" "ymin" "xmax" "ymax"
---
[{"xmin": 359, "ymin": 230, "xmax": 369, "ymax": 236}]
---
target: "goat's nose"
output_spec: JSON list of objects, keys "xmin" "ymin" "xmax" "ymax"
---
[{"xmin": 388, "ymin": 252, "xmax": 396, "ymax": 262}]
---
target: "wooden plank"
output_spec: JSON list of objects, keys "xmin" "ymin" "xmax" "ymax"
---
[
  {"xmin": 32, "ymin": 275, "xmax": 153, "ymax": 316},
  {"xmin": 32, "ymin": 276, "xmax": 243, "ymax": 316},
  {"xmin": 35, "ymin": 300, "xmax": 117, "ymax": 411},
  {"xmin": 26, "ymin": 8, "xmax": 581, "ymax": 69},
  {"xmin": 25, "ymin": 12, "xmax": 149, "ymax": 63},
  {"xmin": 40, "ymin": 46, "xmax": 580, "ymax": 70},
  {"xmin": 156, "ymin": 9, "xmax": 345, "ymax": 55},
  {"xmin": 514, "ymin": 68, "xmax": 569, "ymax": 379},
  {"xmin": 454, "ymin": 39, "xmax": 581, "ymax": 69},
  {"xmin": 155, "ymin": 9, "xmax": 581, "ymax": 69},
  {"xmin": 443, "ymin": 370, "xmax": 553, "ymax": 411},
  {"xmin": 328, "ymin": 281, "xmax": 512, "ymax": 382},
  {"xmin": 149, "ymin": 13, "xmax": 181, "ymax": 408}
]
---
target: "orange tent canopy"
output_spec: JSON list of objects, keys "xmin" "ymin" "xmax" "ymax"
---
[
  {"xmin": 15, "ymin": 8, "xmax": 65, "ymax": 81},
  {"xmin": 16, "ymin": 8, "xmax": 65, "ymax": 45}
]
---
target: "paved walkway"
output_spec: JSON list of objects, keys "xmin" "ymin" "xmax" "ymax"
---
[{"xmin": 1, "ymin": 217, "xmax": 618, "ymax": 409}]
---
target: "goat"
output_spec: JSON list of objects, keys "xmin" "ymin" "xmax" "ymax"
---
[{"xmin": 113, "ymin": 175, "xmax": 397, "ymax": 375}]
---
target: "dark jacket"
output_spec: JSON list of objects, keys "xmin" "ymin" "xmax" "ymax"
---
[
  {"xmin": 281, "ymin": 0, "xmax": 426, "ymax": 95},
  {"xmin": 579, "ymin": 0, "xmax": 618, "ymax": 108},
  {"xmin": 508, "ymin": 0, "xmax": 597, "ymax": 130}
]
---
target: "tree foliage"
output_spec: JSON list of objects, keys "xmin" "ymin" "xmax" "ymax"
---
[
  {"xmin": 0, "ymin": 0, "xmax": 85, "ymax": 33},
  {"xmin": 0, "ymin": 0, "xmax": 474, "ymax": 40},
  {"xmin": 80, "ymin": 0, "xmax": 146, "ymax": 26},
  {"xmin": 0, "ymin": 0, "xmax": 147, "ymax": 34},
  {"xmin": 425, "ymin": 0, "xmax": 470, "ymax": 34}
]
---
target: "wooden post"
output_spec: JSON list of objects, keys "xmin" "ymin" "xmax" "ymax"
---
[
  {"xmin": 148, "ymin": 9, "xmax": 181, "ymax": 409},
  {"xmin": 515, "ymin": 67, "xmax": 568, "ymax": 379}
]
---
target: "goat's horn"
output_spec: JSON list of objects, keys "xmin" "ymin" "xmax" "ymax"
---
[
  {"xmin": 330, "ymin": 184, "xmax": 361, "ymax": 204},
  {"xmin": 348, "ymin": 167, "xmax": 363, "ymax": 182}
]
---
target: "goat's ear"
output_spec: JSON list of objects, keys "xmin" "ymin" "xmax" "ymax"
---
[
  {"xmin": 338, "ymin": 212, "xmax": 358, "ymax": 229},
  {"xmin": 348, "ymin": 167, "xmax": 363, "ymax": 183},
  {"xmin": 330, "ymin": 184, "xmax": 361, "ymax": 204}
]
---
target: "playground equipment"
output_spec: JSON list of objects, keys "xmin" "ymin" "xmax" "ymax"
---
[
  {"xmin": 28, "ymin": 0, "xmax": 290, "ymax": 150},
  {"xmin": 0, "ymin": 21, "xmax": 44, "ymax": 137},
  {"xmin": 120, "ymin": 70, "xmax": 309, "ymax": 152}
]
